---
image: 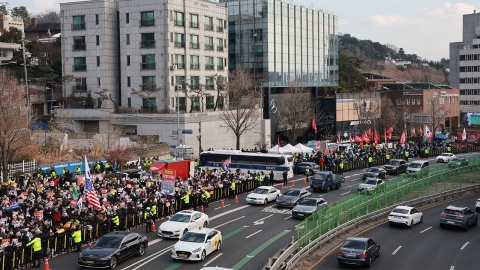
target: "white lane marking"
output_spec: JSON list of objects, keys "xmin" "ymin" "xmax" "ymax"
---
[
  {"xmin": 214, "ymin": 216, "xmax": 245, "ymax": 229},
  {"xmin": 203, "ymin": 253, "xmax": 223, "ymax": 266},
  {"xmin": 209, "ymin": 204, "xmax": 250, "ymax": 220},
  {"xmin": 285, "ymin": 216, "xmax": 292, "ymax": 220},
  {"xmin": 121, "ymin": 246, "xmax": 173, "ymax": 270},
  {"xmin": 450, "ymin": 266, "xmax": 455, "ymax": 270},
  {"xmin": 214, "ymin": 204, "xmax": 231, "ymax": 210},
  {"xmin": 246, "ymin": 230, "xmax": 262, "ymax": 239},
  {"xmin": 253, "ymin": 214, "xmax": 274, "ymax": 224},
  {"xmin": 340, "ymin": 191, "xmax": 351, "ymax": 196},
  {"xmin": 460, "ymin": 242, "xmax": 470, "ymax": 250},
  {"xmin": 420, "ymin": 227, "xmax": 432, "ymax": 233},
  {"xmin": 392, "ymin": 246, "xmax": 402, "ymax": 255},
  {"xmin": 148, "ymin": 238, "xmax": 163, "ymax": 246}
]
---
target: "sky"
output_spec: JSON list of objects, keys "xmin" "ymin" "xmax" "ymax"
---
[{"xmin": 13, "ymin": 0, "xmax": 480, "ymax": 61}]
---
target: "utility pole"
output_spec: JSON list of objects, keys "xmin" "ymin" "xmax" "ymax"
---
[{"xmin": 21, "ymin": 32, "xmax": 30, "ymax": 107}]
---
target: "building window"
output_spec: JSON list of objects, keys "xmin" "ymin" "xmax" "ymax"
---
[
  {"xmin": 176, "ymin": 76, "xmax": 185, "ymax": 88},
  {"xmin": 417, "ymin": 99, "xmax": 421, "ymax": 105},
  {"xmin": 75, "ymin": 78, "xmax": 87, "ymax": 91},
  {"xmin": 204, "ymin": 16, "xmax": 213, "ymax": 31},
  {"xmin": 142, "ymin": 98, "xmax": 156, "ymax": 110},
  {"xmin": 97, "ymin": 56, "xmax": 100, "ymax": 67},
  {"xmin": 127, "ymin": 77, "xmax": 131, "ymax": 87},
  {"xmin": 396, "ymin": 99, "xmax": 401, "ymax": 105},
  {"xmin": 72, "ymin": 36, "xmax": 86, "ymax": 50},
  {"xmin": 174, "ymin": 33, "xmax": 185, "ymax": 48},
  {"xmin": 205, "ymin": 36, "xmax": 213, "ymax": 50},
  {"xmin": 0, "ymin": 49, "xmax": 5, "ymax": 57},
  {"xmin": 73, "ymin": 57, "xmax": 87, "ymax": 71},
  {"xmin": 216, "ymin": 96, "xmax": 224, "ymax": 109},
  {"xmin": 439, "ymin": 97, "xmax": 444, "ymax": 104},
  {"xmin": 217, "ymin": 57, "xmax": 224, "ymax": 70},
  {"xmin": 412, "ymin": 99, "xmax": 415, "ymax": 105},
  {"xmin": 141, "ymin": 55, "xmax": 155, "ymax": 70},
  {"xmin": 95, "ymin": 14, "xmax": 99, "ymax": 25},
  {"xmin": 126, "ymin": 34, "xmax": 130, "ymax": 45},
  {"xmin": 96, "ymin": 35, "xmax": 99, "ymax": 45},
  {"xmin": 192, "ymin": 97, "xmax": 200, "ymax": 111},
  {"xmin": 178, "ymin": 97, "xmax": 186, "ymax": 112},
  {"xmin": 127, "ymin": 55, "xmax": 130, "ymax": 66},
  {"xmin": 190, "ymin": 76, "xmax": 199, "ymax": 89},
  {"xmin": 190, "ymin": 34, "xmax": 199, "ymax": 49},
  {"xmin": 406, "ymin": 99, "xmax": 410, "ymax": 105},
  {"xmin": 140, "ymin": 11, "xmax": 154, "ymax": 26},
  {"xmin": 206, "ymin": 96, "xmax": 214, "ymax": 109},
  {"xmin": 174, "ymin": 11, "xmax": 184, "ymax": 26},
  {"xmin": 205, "ymin": 56, "xmax": 214, "ymax": 70},
  {"xmin": 141, "ymin": 33, "xmax": 155, "ymax": 48},
  {"xmin": 217, "ymin": 38, "xmax": 223, "ymax": 51},
  {"xmin": 175, "ymin": 54, "xmax": 185, "ymax": 69},
  {"xmin": 72, "ymin": 15, "xmax": 85, "ymax": 30},
  {"xmin": 205, "ymin": 76, "xmax": 213, "ymax": 90},
  {"xmin": 216, "ymin": 18, "xmax": 223, "ymax": 32},
  {"xmin": 127, "ymin": 97, "xmax": 131, "ymax": 108},
  {"xmin": 190, "ymin": 55, "xmax": 199, "ymax": 70},
  {"xmin": 142, "ymin": 76, "xmax": 156, "ymax": 90},
  {"xmin": 190, "ymin": 14, "xmax": 198, "ymax": 28},
  {"xmin": 126, "ymin": 13, "xmax": 129, "ymax": 24},
  {"xmin": 97, "ymin": 77, "xmax": 101, "ymax": 86}
]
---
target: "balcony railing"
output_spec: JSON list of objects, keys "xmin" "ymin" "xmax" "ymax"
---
[
  {"xmin": 205, "ymin": 44, "xmax": 214, "ymax": 51},
  {"xmin": 217, "ymin": 46, "xmax": 224, "ymax": 52},
  {"xmin": 174, "ymin": 20, "xmax": 184, "ymax": 27},
  {"xmin": 176, "ymin": 63, "xmax": 185, "ymax": 69},
  {"xmin": 140, "ymin": 19, "xmax": 155, "ymax": 27},
  {"xmin": 190, "ymin": 64, "xmax": 199, "ymax": 70},
  {"xmin": 205, "ymin": 85, "xmax": 214, "ymax": 90},
  {"xmin": 140, "ymin": 41, "xmax": 155, "ymax": 48},
  {"xmin": 216, "ymin": 26, "xmax": 224, "ymax": 32},
  {"xmin": 190, "ymin": 42, "xmax": 199, "ymax": 49},
  {"xmin": 217, "ymin": 65, "xmax": 224, "ymax": 70},
  {"xmin": 190, "ymin": 21, "xmax": 199, "ymax": 28},
  {"xmin": 72, "ymin": 44, "xmax": 86, "ymax": 51},
  {"xmin": 73, "ymin": 64, "xmax": 87, "ymax": 71},
  {"xmin": 174, "ymin": 41, "xmax": 185, "ymax": 48},
  {"xmin": 72, "ymin": 85, "xmax": 87, "ymax": 91},
  {"xmin": 205, "ymin": 64, "xmax": 214, "ymax": 70},
  {"xmin": 204, "ymin": 24, "xmax": 213, "ymax": 31},
  {"xmin": 141, "ymin": 62, "xmax": 156, "ymax": 70},
  {"xmin": 72, "ymin": 23, "xmax": 86, "ymax": 30}
]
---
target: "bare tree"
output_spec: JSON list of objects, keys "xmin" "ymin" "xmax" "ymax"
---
[
  {"xmin": 182, "ymin": 83, "xmax": 210, "ymax": 113},
  {"xmin": 378, "ymin": 95, "xmax": 405, "ymax": 136},
  {"xmin": 32, "ymin": 9, "xmax": 60, "ymax": 22},
  {"xmin": 131, "ymin": 84, "xmax": 163, "ymax": 112},
  {"xmin": 277, "ymin": 87, "xmax": 319, "ymax": 144},
  {"xmin": 0, "ymin": 69, "xmax": 32, "ymax": 180},
  {"xmin": 43, "ymin": 74, "xmax": 74, "ymax": 107},
  {"xmin": 352, "ymin": 91, "xmax": 381, "ymax": 133},
  {"xmin": 30, "ymin": 40, "xmax": 61, "ymax": 66},
  {"xmin": 213, "ymin": 74, "xmax": 228, "ymax": 111},
  {"xmin": 221, "ymin": 68, "xmax": 261, "ymax": 150},
  {"xmin": 427, "ymin": 93, "xmax": 451, "ymax": 135},
  {"xmin": 96, "ymin": 88, "xmax": 119, "ymax": 113}
]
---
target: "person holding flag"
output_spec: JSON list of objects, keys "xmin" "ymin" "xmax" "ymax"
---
[
  {"xmin": 462, "ymin": 127, "xmax": 467, "ymax": 141},
  {"xmin": 222, "ymin": 156, "xmax": 232, "ymax": 171},
  {"xmin": 84, "ymin": 156, "xmax": 102, "ymax": 210}
]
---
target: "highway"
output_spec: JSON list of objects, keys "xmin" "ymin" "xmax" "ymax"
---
[
  {"xmin": 312, "ymin": 195, "xmax": 480, "ymax": 270},
  {"xmin": 45, "ymin": 152, "xmax": 480, "ymax": 270}
]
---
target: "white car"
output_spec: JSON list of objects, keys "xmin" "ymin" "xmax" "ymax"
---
[
  {"xmin": 357, "ymin": 178, "xmax": 385, "ymax": 194},
  {"xmin": 171, "ymin": 228, "xmax": 222, "ymax": 261},
  {"xmin": 246, "ymin": 186, "xmax": 281, "ymax": 205},
  {"xmin": 436, "ymin": 153, "xmax": 456, "ymax": 163},
  {"xmin": 388, "ymin": 206, "xmax": 423, "ymax": 227},
  {"xmin": 158, "ymin": 210, "xmax": 209, "ymax": 238},
  {"xmin": 476, "ymin": 198, "xmax": 480, "ymax": 212}
]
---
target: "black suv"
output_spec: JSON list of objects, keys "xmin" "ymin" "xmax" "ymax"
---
[
  {"xmin": 383, "ymin": 159, "xmax": 408, "ymax": 175},
  {"xmin": 440, "ymin": 205, "xmax": 478, "ymax": 231}
]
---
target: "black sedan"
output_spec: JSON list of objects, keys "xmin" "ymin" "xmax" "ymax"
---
[
  {"xmin": 362, "ymin": 167, "xmax": 386, "ymax": 181},
  {"xmin": 78, "ymin": 231, "xmax": 148, "ymax": 269},
  {"xmin": 276, "ymin": 188, "xmax": 311, "ymax": 208},
  {"xmin": 294, "ymin": 162, "xmax": 319, "ymax": 174},
  {"xmin": 337, "ymin": 237, "xmax": 380, "ymax": 268}
]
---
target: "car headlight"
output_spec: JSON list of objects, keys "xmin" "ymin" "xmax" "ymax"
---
[
  {"xmin": 98, "ymin": 256, "xmax": 111, "ymax": 260},
  {"xmin": 192, "ymin": 247, "xmax": 202, "ymax": 253},
  {"xmin": 172, "ymin": 246, "xmax": 176, "ymax": 252}
]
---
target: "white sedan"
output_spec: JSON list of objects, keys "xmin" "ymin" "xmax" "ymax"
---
[
  {"xmin": 171, "ymin": 228, "xmax": 222, "ymax": 261},
  {"xmin": 246, "ymin": 186, "xmax": 281, "ymax": 205},
  {"xmin": 158, "ymin": 210, "xmax": 209, "ymax": 238},
  {"xmin": 436, "ymin": 153, "xmax": 456, "ymax": 163},
  {"xmin": 388, "ymin": 206, "xmax": 423, "ymax": 227}
]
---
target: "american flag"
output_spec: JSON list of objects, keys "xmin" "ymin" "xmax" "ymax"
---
[
  {"xmin": 84, "ymin": 156, "xmax": 102, "ymax": 210},
  {"xmin": 222, "ymin": 156, "xmax": 232, "ymax": 169}
]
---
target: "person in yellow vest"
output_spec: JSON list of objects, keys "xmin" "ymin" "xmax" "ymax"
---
[
  {"xmin": 254, "ymin": 173, "xmax": 261, "ymax": 187},
  {"xmin": 447, "ymin": 146, "xmax": 451, "ymax": 153},
  {"xmin": 405, "ymin": 150, "xmax": 409, "ymax": 162},
  {"xmin": 368, "ymin": 156, "xmax": 373, "ymax": 168},
  {"xmin": 229, "ymin": 181, "xmax": 236, "ymax": 199},
  {"xmin": 8, "ymin": 178, "xmax": 15, "ymax": 185},
  {"xmin": 105, "ymin": 162, "xmax": 111, "ymax": 172},
  {"xmin": 144, "ymin": 207, "xmax": 153, "ymax": 233},
  {"xmin": 385, "ymin": 153, "xmax": 390, "ymax": 163},
  {"xmin": 202, "ymin": 189, "xmax": 210, "ymax": 208},
  {"xmin": 95, "ymin": 163, "xmax": 101, "ymax": 173},
  {"xmin": 151, "ymin": 204, "xmax": 157, "ymax": 220},
  {"xmin": 72, "ymin": 225, "xmax": 82, "ymax": 252},
  {"xmin": 181, "ymin": 193, "xmax": 190, "ymax": 210},
  {"xmin": 51, "ymin": 170, "xmax": 57, "ymax": 178},
  {"xmin": 424, "ymin": 148, "xmax": 429, "ymax": 158},
  {"xmin": 76, "ymin": 166, "xmax": 81, "ymax": 174},
  {"xmin": 339, "ymin": 161, "xmax": 344, "ymax": 175},
  {"xmin": 111, "ymin": 213, "xmax": 119, "ymax": 231},
  {"xmin": 27, "ymin": 233, "xmax": 42, "ymax": 268},
  {"xmin": 305, "ymin": 167, "xmax": 310, "ymax": 182},
  {"xmin": 194, "ymin": 159, "xmax": 199, "ymax": 168}
]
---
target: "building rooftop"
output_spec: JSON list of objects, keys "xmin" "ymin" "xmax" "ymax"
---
[
  {"xmin": 24, "ymin": 20, "xmax": 61, "ymax": 32},
  {"xmin": 362, "ymin": 73, "xmax": 394, "ymax": 80},
  {"xmin": 381, "ymin": 82, "xmax": 453, "ymax": 90}
]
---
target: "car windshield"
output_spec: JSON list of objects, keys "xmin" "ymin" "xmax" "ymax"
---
[
  {"xmin": 409, "ymin": 163, "xmax": 422, "ymax": 168},
  {"xmin": 392, "ymin": 208, "xmax": 409, "ymax": 214},
  {"xmin": 444, "ymin": 209, "xmax": 462, "ymax": 215},
  {"xmin": 343, "ymin": 240, "xmax": 365, "ymax": 250},
  {"xmin": 451, "ymin": 158, "xmax": 462, "ymax": 163},
  {"xmin": 364, "ymin": 179, "xmax": 377, "ymax": 185},
  {"xmin": 299, "ymin": 199, "xmax": 317, "ymax": 206},
  {"xmin": 298, "ymin": 163, "xmax": 309, "ymax": 167},
  {"xmin": 180, "ymin": 232, "xmax": 206, "ymax": 243},
  {"xmin": 440, "ymin": 154, "xmax": 450, "ymax": 157},
  {"xmin": 367, "ymin": 168, "xmax": 379, "ymax": 173},
  {"xmin": 252, "ymin": 188, "xmax": 269, "ymax": 195},
  {"xmin": 94, "ymin": 236, "xmax": 123, "ymax": 248},
  {"xmin": 313, "ymin": 174, "xmax": 326, "ymax": 181},
  {"xmin": 169, "ymin": 214, "xmax": 191, "ymax": 223},
  {"xmin": 283, "ymin": 189, "xmax": 300, "ymax": 196},
  {"xmin": 387, "ymin": 160, "xmax": 399, "ymax": 165}
]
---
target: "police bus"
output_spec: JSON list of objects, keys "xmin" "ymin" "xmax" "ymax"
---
[{"xmin": 198, "ymin": 150, "xmax": 294, "ymax": 181}]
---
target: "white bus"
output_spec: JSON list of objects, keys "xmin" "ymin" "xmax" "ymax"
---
[{"xmin": 199, "ymin": 150, "xmax": 294, "ymax": 180}]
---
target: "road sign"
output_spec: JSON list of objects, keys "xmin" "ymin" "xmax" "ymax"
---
[
  {"xmin": 170, "ymin": 145, "xmax": 176, "ymax": 148},
  {"xmin": 182, "ymin": 129, "xmax": 193, "ymax": 134}
]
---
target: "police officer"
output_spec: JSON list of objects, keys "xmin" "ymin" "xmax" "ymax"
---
[
  {"xmin": 144, "ymin": 207, "xmax": 153, "ymax": 233},
  {"xmin": 385, "ymin": 153, "xmax": 391, "ymax": 162},
  {"xmin": 151, "ymin": 204, "xmax": 157, "ymax": 220},
  {"xmin": 447, "ymin": 146, "xmax": 451, "ymax": 153},
  {"xmin": 405, "ymin": 150, "xmax": 409, "ymax": 162},
  {"xmin": 339, "ymin": 161, "xmax": 344, "ymax": 175},
  {"xmin": 181, "ymin": 192, "xmax": 190, "ymax": 210},
  {"xmin": 229, "ymin": 180, "xmax": 236, "ymax": 199},
  {"xmin": 76, "ymin": 166, "xmax": 81, "ymax": 174},
  {"xmin": 111, "ymin": 213, "xmax": 120, "ymax": 231},
  {"xmin": 424, "ymin": 148, "xmax": 429, "ymax": 158},
  {"xmin": 368, "ymin": 156, "xmax": 373, "ymax": 168},
  {"xmin": 72, "ymin": 225, "xmax": 82, "ymax": 252},
  {"xmin": 201, "ymin": 190, "xmax": 210, "ymax": 208},
  {"xmin": 305, "ymin": 167, "xmax": 310, "ymax": 182},
  {"xmin": 269, "ymin": 171, "xmax": 274, "ymax": 186},
  {"xmin": 282, "ymin": 170, "xmax": 288, "ymax": 185},
  {"xmin": 27, "ymin": 233, "xmax": 42, "ymax": 268}
]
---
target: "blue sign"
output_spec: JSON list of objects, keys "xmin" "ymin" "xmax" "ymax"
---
[
  {"xmin": 170, "ymin": 145, "xmax": 176, "ymax": 148},
  {"xmin": 182, "ymin": 129, "xmax": 193, "ymax": 134},
  {"xmin": 37, "ymin": 159, "xmax": 106, "ymax": 175}
]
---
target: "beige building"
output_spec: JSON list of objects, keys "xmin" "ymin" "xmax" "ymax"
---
[
  {"xmin": 0, "ymin": 42, "xmax": 21, "ymax": 61},
  {"xmin": 0, "ymin": 15, "xmax": 24, "ymax": 33}
]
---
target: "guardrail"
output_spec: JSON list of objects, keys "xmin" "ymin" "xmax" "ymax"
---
[{"xmin": 264, "ymin": 155, "xmax": 480, "ymax": 270}]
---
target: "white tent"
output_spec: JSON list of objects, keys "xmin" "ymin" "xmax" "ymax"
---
[
  {"xmin": 268, "ymin": 145, "xmax": 284, "ymax": 154},
  {"xmin": 280, "ymin": 144, "xmax": 302, "ymax": 154},
  {"xmin": 294, "ymin": 143, "xmax": 313, "ymax": 153}
]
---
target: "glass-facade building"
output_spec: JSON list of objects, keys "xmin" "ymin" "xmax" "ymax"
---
[{"xmin": 219, "ymin": 0, "xmax": 338, "ymax": 87}]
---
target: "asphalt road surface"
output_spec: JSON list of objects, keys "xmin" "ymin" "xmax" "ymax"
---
[
  {"xmin": 45, "ymin": 152, "xmax": 480, "ymax": 270},
  {"xmin": 313, "ymin": 195, "xmax": 480, "ymax": 270}
]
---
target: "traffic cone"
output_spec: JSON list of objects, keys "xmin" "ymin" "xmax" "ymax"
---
[
  {"xmin": 234, "ymin": 195, "xmax": 239, "ymax": 203},
  {"xmin": 280, "ymin": 183, "xmax": 284, "ymax": 189},
  {"xmin": 89, "ymin": 242, "xmax": 92, "ymax": 248},
  {"xmin": 43, "ymin": 258, "xmax": 51, "ymax": 270},
  {"xmin": 303, "ymin": 177, "xmax": 307, "ymax": 184},
  {"xmin": 151, "ymin": 222, "xmax": 156, "ymax": 233},
  {"xmin": 200, "ymin": 205, "xmax": 205, "ymax": 213},
  {"xmin": 221, "ymin": 200, "xmax": 225, "ymax": 208},
  {"xmin": 291, "ymin": 180, "xmax": 295, "ymax": 187}
]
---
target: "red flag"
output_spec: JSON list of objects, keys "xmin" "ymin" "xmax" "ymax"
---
[
  {"xmin": 338, "ymin": 132, "xmax": 341, "ymax": 143},
  {"xmin": 349, "ymin": 135, "xmax": 353, "ymax": 144},
  {"xmin": 384, "ymin": 129, "xmax": 387, "ymax": 143},
  {"xmin": 354, "ymin": 134, "xmax": 362, "ymax": 143},
  {"xmin": 400, "ymin": 131, "xmax": 406, "ymax": 144},
  {"xmin": 419, "ymin": 127, "xmax": 423, "ymax": 136},
  {"xmin": 387, "ymin": 126, "xmax": 393, "ymax": 140},
  {"xmin": 311, "ymin": 117, "xmax": 317, "ymax": 134},
  {"xmin": 368, "ymin": 128, "xmax": 373, "ymax": 138},
  {"xmin": 277, "ymin": 136, "xmax": 280, "ymax": 148},
  {"xmin": 360, "ymin": 140, "xmax": 364, "ymax": 150},
  {"xmin": 375, "ymin": 130, "xmax": 380, "ymax": 144},
  {"xmin": 412, "ymin": 127, "xmax": 416, "ymax": 136},
  {"xmin": 362, "ymin": 132, "xmax": 371, "ymax": 143}
]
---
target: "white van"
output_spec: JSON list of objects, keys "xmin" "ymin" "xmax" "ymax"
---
[{"xmin": 406, "ymin": 160, "xmax": 430, "ymax": 176}]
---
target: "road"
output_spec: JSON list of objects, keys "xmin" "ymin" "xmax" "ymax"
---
[
  {"xmin": 45, "ymin": 152, "xmax": 480, "ymax": 270},
  {"xmin": 312, "ymin": 195, "xmax": 480, "ymax": 270}
]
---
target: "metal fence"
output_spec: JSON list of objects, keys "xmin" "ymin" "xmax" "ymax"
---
[{"xmin": 1, "ymin": 160, "xmax": 37, "ymax": 181}]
